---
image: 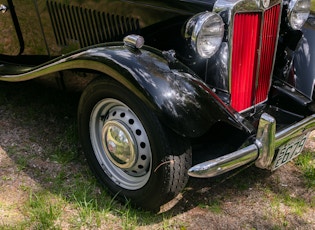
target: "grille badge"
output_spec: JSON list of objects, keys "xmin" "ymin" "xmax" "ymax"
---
[{"xmin": 262, "ymin": 0, "xmax": 270, "ymax": 8}]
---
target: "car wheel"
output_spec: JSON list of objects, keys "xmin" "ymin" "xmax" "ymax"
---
[{"xmin": 78, "ymin": 77, "xmax": 192, "ymax": 211}]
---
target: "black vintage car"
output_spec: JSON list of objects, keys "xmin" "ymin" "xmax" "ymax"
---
[{"xmin": 0, "ymin": 0, "xmax": 313, "ymax": 211}]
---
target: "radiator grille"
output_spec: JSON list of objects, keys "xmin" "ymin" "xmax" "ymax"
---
[
  {"xmin": 255, "ymin": 4, "xmax": 281, "ymax": 104},
  {"xmin": 231, "ymin": 5, "xmax": 281, "ymax": 112},
  {"xmin": 47, "ymin": 1, "xmax": 140, "ymax": 47}
]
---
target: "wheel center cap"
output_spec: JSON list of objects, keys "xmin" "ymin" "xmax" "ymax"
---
[{"xmin": 102, "ymin": 120, "xmax": 137, "ymax": 169}]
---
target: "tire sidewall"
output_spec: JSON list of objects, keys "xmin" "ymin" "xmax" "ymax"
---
[{"xmin": 78, "ymin": 78, "xmax": 172, "ymax": 209}]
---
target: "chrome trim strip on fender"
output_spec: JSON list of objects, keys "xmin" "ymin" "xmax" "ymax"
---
[{"xmin": 188, "ymin": 113, "xmax": 315, "ymax": 178}]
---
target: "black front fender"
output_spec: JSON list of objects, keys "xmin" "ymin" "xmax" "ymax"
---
[{"xmin": 0, "ymin": 44, "xmax": 250, "ymax": 137}]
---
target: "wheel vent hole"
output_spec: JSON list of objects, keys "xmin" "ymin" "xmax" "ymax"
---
[
  {"xmin": 140, "ymin": 142, "xmax": 146, "ymax": 149},
  {"xmin": 138, "ymin": 165, "xmax": 144, "ymax": 169},
  {"xmin": 129, "ymin": 119, "xmax": 134, "ymax": 125},
  {"xmin": 136, "ymin": 129, "xmax": 141, "ymax": 136},
  {"xmin": 112, "ymin": 111, "xmax": 117, "ymax": 116},
  {"xmin": 120, "ymin": 113, "xmax": 125, "ymax": 118},
  {"xmin": 132, "ymin": 170, "xmax": 137, "ymax": 173},
  {"xmin": 141, "ymin": 155, "xmax": 147, "ymax": 160}
]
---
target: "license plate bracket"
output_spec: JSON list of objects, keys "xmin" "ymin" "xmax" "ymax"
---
[{"xmin": 272, "ymin": 133, "xmax": 309, "ymax": 170}]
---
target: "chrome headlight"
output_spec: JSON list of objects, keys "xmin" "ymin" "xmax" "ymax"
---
[
  {"xmin": 288, "ymin": 0, "xmax": 311, "ymax": 30},
  {"xmin": 186, "ymin": 12, "xmax": 224, "ymax": 58}
]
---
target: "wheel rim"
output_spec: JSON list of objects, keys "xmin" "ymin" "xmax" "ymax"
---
[{"xmin": 90, "ymin": 98, "xmax": 152, "ymax": 190}]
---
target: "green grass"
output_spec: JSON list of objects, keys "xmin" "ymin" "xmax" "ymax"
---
[
  {"xmin": 263, "ymin": 186, "xmax": 310, "ymax": 229},
  {"xmin": 199, "ymin": 201, "xmax": 222, "ymax": 214},
  {"xmin": 282, "ymin": 193, "xmax": 308, "ymax": 216},
  {"xmin": 27, "ymin": 191, "xmax": 63, "ymax": 229},
  {"xmin": 295, "ymin": 151, "xmax": 315, "ymax": 188},
  {"xmin": 48, "ymin": 123, "xmax": 78, "ymax": 164}
]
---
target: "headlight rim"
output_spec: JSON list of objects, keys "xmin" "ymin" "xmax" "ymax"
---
[
  {"xmin": 288, "ymin": 0, "xmax": 311, "ymax": 30},
  {"xmin": 188, "ymin": 11, "xmax": 225, "ymax": 59}
]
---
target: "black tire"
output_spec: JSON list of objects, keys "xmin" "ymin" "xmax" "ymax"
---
[{"xmin": 78, "ymin": 77, "xmax": 192, "ymax": 211}]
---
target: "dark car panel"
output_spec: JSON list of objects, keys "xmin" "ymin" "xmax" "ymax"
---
[{"xmin": 294, "ymin": 14, "xmax": 315, "ymax": 99}]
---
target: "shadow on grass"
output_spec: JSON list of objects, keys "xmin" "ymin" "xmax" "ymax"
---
[
  {"xmin": 163, "ymin": 164, "xmax": 273, "ymax": 212},
  {"xmin": 0, "ymin": 80, "xmax": 312, "ymax": 228}
]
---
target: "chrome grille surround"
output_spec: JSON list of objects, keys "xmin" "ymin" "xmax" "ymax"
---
[{"xmin": 213, "ymin": 0, "xmax": 283, "ymax": 112}]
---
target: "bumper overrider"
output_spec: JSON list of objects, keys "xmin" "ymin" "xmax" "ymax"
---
[{"xmin": 188, "ymin": 113, "xmax": 315, "ymax": 178}]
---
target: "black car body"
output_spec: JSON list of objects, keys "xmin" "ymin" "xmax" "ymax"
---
[
  {"xmin": 0, "ymin": 0, "xmax": 313, "ymax": 211},
  {"xmin": 294, "ymin": 12, "xmax": 315, "ymax": 99}
]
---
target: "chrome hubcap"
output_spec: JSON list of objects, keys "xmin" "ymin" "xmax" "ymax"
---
[
  {"xmin": 90, "ymin": 98, "xmax": 152, "ymax": 190},
  {"xmin": 102, "ymin": 120, "xmax": 137, "ymax": 169}
]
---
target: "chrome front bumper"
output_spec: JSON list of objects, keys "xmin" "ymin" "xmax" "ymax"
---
[{"xmin": 188, "ymin": 113, "xmax": 315, "ymax": 178}]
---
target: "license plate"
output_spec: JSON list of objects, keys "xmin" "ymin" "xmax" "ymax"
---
[{"xmin": 272, "ymin": 133, "xmax": 309, "ymax": 170}]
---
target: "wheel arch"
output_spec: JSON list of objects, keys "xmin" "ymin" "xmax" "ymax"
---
[
  {"xmin": 0, "ymin": 43, "xmax": 248, "ymax": 137},
  {"xmin": 73, "ymin": 45, "xmax": 245, "ymax": 138}
]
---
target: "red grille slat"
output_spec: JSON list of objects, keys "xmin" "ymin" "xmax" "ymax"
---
[
  {"xmin": 231, "ymin": 13, "xmax": 261, "ymax": 111},
  {"xmin": 255, "ymin": 4, "xmax": 281, "ymax": 104},
  {"xmin": 230, "ymin": 4, "xmax": 281, "ymax": 112}
]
